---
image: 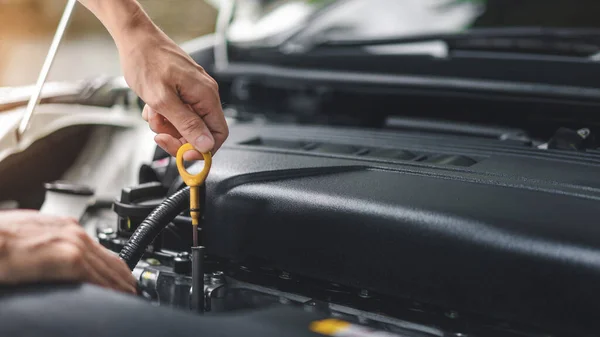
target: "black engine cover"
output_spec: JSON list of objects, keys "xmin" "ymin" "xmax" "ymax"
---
[{"xmin": 199, "ymin": 122, "xmax": 600, "ymax": 334}]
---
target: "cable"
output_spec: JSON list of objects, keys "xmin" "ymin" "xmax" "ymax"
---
[{"xmin": 119, "ymin": 187, "xmax": 190, "ymax": 270}]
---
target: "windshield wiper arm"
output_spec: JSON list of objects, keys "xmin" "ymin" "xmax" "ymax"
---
[{"xmin": 287, "ymin": 27, "xmax": 600, "ymax": 57}]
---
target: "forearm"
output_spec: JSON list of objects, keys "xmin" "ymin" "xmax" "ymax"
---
[
  {"xmin": 81, "ymin": 0, "xmax": 227, "ymax": 155},
  {"xmin": 77, "ymin": 0, "xmax": 158, "ymax": 48}
]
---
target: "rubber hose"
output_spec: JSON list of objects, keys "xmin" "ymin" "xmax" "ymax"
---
[{"xmin": 119, "ymin": 187, "xmax": 190, "ymax": 270}]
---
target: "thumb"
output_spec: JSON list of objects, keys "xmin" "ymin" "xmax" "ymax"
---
[{"xmin": 157, "ymin": 95, "xmax": 215, "ymax": 153}]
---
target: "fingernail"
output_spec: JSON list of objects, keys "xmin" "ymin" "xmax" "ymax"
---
[{"xmin": 194, "ymin": 135, "xmax": 213, "ymax": 153}]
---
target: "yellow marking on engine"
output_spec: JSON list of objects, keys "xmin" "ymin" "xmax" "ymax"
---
[{"xmin": 310, "ymin": 319, "xmax": 351, "ymax": 336}]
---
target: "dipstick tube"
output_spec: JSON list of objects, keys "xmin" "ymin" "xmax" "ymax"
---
[{"xmin": 176, "ymin": 143, "xmax": 212, "ymax": 314}]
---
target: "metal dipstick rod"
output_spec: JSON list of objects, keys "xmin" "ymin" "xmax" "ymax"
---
[{"xmin": 17, "ymin": 0, "xmax": 77, "ymax": 140}]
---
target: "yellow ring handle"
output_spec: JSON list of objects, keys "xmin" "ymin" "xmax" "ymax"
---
[{"xmin": 176, "ymin": 143, "xmax": 212, "ymax": 187}]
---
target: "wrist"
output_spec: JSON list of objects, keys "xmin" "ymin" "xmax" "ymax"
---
[
  {"xmin": 112, "ymin": 4, "xmax": 157, "ymax": 47},
  {"xmin": 80, "ymin": 0, "xmax": 156, "ymax": 46}
]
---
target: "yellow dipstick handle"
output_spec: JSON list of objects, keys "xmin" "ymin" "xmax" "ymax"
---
[{"xmin": 176, "ymin": 143, "xmax": 212, "ymax": 246}]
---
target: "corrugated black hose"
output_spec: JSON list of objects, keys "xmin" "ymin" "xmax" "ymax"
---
[{"xmin": 119, "ymin": 187, "xmax": 190, "ymax": 270}]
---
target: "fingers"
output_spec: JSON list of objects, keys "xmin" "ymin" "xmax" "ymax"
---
[
  {"xmin": 43, "ymin": 227, "xmax": 136, "ymax": 294},
  {"xmin": 0, "ymin": 210, "xmax": 76, "ymax": 229},
  {"xmin": 154, "ymin": 133, "xmax": 184, "ymax": 158},
  {"xmin": 32, "ymin": 214, "xmax": 78, "ymax": 228},
  {"xmin": 189, "ymin": 101, "xmax": 228, "ymax": 154},
  {"xmin": 3, "ymin": 233, "xmax": 88, "ymax": 285},
  {"xmin": 145, "ymin": 104, "xmax": 186, "ymax": 157},
  {"xmin": 154, "ymin": 134, "xmax": 204, "ymax": 161},
  {"xmin": 89, "ymin": 240, "xmax": 138, "ymax": 292},
  {"xmin": 61, "ymin": 226, "xmax": 137, "ymax": 294},
  {"xmin": 3, "ymin": 224, "xmax": 136, "ymax": 294},
  {"xmin": 86, "ymin": 245, "xmax": 137, "ymax": 294},
  {"xmin": 0, "ymin": 212, "xmax": 80, "ymax": 236},
  {"xmin": 122, "ymin": 30, "xmax": 229, "ymax": 156},
  {"xmin": 140, "ymin": 69, "xmax": 228, "ymax": 155},
  {"xmin": 186, "ymin": 78, "xmax": 228, "ymax": 153},
  {"xmin": 145, "ymin": 103, "xmax": 209, "ymax": 160},
  {"xmin": 75, "ymin": 251, "xmax": 114, "ymax": 290},
  {"xmin": 48, "ymin": 241, "xmax": 112, "ymax": 289},
  {"xmin": 143, "ymin": 104, "xmax": 182, "ymax": 138},
  {"xmin": 152, "ymin": 92, "xmax": 216, "ymax": 154}
]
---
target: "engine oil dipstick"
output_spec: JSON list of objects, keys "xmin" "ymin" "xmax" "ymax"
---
[
  {"xmin": 176, "ymin": 143, "xmax": 211, "ymax": 314},
  {"xmin": 176, "ymin": 143, "xmax": 212, "ymax": 247}
]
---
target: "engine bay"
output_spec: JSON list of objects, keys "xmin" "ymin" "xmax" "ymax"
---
[
  {"xmin": 86, "ymin": 118, "xmax": 600, "ymax": 337},
  {"xmin": 7, "ymin": 2, "xmax": 600, "ymax": 336}
]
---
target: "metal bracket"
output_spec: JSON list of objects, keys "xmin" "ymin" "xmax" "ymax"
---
[{"xmin": 16, "ymin": 0, "xmax": 77, "ymax": 142}]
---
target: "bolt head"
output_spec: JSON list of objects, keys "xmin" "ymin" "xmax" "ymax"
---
[
  {"xmin": 445, "ymin": 311, "xmax": 459, "ymax": 319},
  {"xmin": 359, "ymin": 289, "xmax": 372, "ymax": 298},
  {"xmin": 578, "ymin": 128, "xmax": 591, "ymax": 138},
  {"xmin": 145, "ymin": 258, "xmax": 161, "ymax": 266},
  {"xmin": 211, "ymin": 271, "xmax": 225, "ymax": 284}
]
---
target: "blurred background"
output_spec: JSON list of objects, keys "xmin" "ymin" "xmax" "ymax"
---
[
  {"xmin": 0, "ymin": 0, "xmax": 218, "ymax": 87},
  {"xmin": 3, "ymin": 0, "xmax": 600, "ymax": 88}
]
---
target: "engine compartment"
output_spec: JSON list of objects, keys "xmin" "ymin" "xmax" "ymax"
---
[
  {"xmin": 93, "ymin": 120, "xmax": 600, "ymax": 337},
  {"xmin": 7, "ymin": 4, "xmax": 600, "ymax": 336}
]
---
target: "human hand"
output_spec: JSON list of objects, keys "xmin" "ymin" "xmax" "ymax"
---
[
  {"xmin": 77, "ymin": 0, "xmax": 228, "ymax": 159},
  {"xmin": 0, "ymin": 210, "xmax": 137, "ymax": 294},
  {"xmin": 118, "ymin": 24, "xmax": 228, "ymax": 160}
]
